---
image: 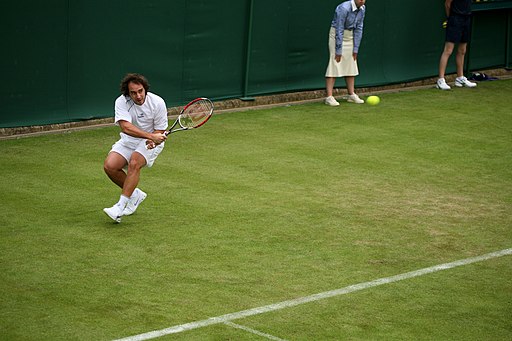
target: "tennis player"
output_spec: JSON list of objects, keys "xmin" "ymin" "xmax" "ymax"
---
[
  {"xmin": 103, "ymin": 73, "xmax": 168, "ymax": 223},
  {"xmin": 325, "ymin": 0, "xmax": 366, "ymax": 106}
]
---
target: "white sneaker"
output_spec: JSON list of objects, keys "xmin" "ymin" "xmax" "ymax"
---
[
  {"xmin": 347, "ymin": 93, "xmax": 364, "ymax": 104},
  {"xmin": 123, "ymin": 189, "xmax": 147, "ymax": 216},
  {"xmin": 103, "ymin": 204, "xmax": 124, "ymax": 223},
  {"xmin": 455, "ymin": 76, "xmax": 477, "ymax": 88},
  {"xmin": 436, "ymin": 78, "xmax": 451, "ymax": 90},
  {"xmin": 325, "ymin": 96, "xmax": 340, "ymax": 106}
]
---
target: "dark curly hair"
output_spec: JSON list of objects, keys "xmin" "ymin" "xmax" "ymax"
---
[{"xmin": 120, "ymin": 73, "xmax": 150, "ymax": 96}]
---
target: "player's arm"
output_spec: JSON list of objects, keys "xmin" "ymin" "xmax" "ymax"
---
[
  {"xmin": 334, "ymin": 7, "xmax": 348, "ymax": 62},
  {"xmin": 352, "ymin": 9, "xmax": 365, "ymax": 61},
  {"xmin": 445, "ymin": 0, "xmax": 453, "ymax": 17},
  {"xmin": 118, "ymin": 120, "xmax": 167, "ymax": 145}
]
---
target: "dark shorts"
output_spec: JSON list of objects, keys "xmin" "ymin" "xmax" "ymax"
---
[{"xmin": 446, "ymin": 14, "xmax": 471, "ymax": 43}]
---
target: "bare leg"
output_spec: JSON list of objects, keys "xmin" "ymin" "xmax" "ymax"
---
[
  {"xmin": 455, "ymin": 42, "xmax": 467, "ymax": 78},
  {"xmin": 345, "ymin": 76, "xmax": 355, "ymax": 95},
  {"xmin": 439, "ymin": 42, "xmax": 454, "ymax": 79},
  {"xmin": 122, "ymin": 152, "xmax": 147, "ymax": 198},
  {"xmin": 104, "ymin": 152, "xmax": 128, "ymax": 189},
  {"xmin": 104, "ymin": 151, "xmax": 146, "ymax": 197},
  {"xmin": 325, "ymin": 77, "xmax": 336, "ymax": 97}
]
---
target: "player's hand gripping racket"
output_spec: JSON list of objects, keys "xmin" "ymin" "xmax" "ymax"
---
[{"xmin": 146, "ymin": 97, "xmax": 213, "ymax": 149}]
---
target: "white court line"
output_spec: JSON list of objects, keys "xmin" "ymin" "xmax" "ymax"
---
[
  {"xmin": 114, "ymin": 248, "xmax": 512, "ymax": 341},
  {"xmin": 224, "ymin": 321, "xmax": 288, "ymax": 341}
]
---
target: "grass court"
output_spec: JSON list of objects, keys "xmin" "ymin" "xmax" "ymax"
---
[{"xmin": 1, "ymin": 79, "xmax": 511, "ymax": 340}]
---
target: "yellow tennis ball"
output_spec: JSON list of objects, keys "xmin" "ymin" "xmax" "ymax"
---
[{"xmin": 367, "ymin": 95, "xmax": 380, "ymax": 105}]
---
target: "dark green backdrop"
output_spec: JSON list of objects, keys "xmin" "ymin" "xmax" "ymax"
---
[{"xmin": 2, "ymin": 0, "xmax": 511, "ymax": 127}]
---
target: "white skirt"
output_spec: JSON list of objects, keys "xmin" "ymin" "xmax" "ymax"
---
[{"xmin": 325, "ymin": 27, "xmax": 359, "ymax": 77}]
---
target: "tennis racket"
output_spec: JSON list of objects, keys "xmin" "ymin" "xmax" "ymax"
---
[
  {"xmin": 146, "ymin": 97, "xmax": 213, "ymax": 149},
  {"xmin": 166, "ymin": 97, "xmax": 214, "ymax": 135}
]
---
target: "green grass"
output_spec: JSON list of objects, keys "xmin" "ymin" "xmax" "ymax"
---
[{"xmin": 1, "ymin": 80, "xmax": 511, "ymax": 340}]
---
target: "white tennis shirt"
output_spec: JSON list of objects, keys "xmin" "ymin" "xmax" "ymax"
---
[{"xmin": 114, "ymin": 92, "xmax": 169, "ymax": 148}]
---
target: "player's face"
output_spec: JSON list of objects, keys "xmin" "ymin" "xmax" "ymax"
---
[
  {"xmin": 128, "ymin": 82, "xmax": 146, "ymax": 105},
  {"xmin": 355, "ymin": 0, "xmax": 365, "ymax": 8}
]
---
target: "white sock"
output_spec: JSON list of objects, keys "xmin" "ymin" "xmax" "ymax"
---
[
  {"xmin": 118, "ymin": 195, "xmax": 130, "ymax": 208},
  {"xmin": 130, "ymin": 188, "xmax": 139, "ymax": 199}
]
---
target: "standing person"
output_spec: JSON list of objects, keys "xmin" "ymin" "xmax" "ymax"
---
[
  {"xmin": 325, "ymin": 0, "xmax": 366, "ymax": 106},
  {"xmin": 436, "ymin": 0, "xmax": 477, "ymax": 90},
  {"xmin": 103, "ymin": 73, "xmax": 168, "ymax": 223}
]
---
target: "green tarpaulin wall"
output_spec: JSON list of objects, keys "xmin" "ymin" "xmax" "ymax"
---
[{"xmin": 2, "ymin": 0, "xmax": 511, "ymax": 128}]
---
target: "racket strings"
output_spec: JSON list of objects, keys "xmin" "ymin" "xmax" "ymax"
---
[{"xmin": 180, "ymin": 100, "xmax": 213, "ymax": 128}]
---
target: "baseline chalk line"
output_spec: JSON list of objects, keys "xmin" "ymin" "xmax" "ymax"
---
[{"xmin": 114, "ymin": 248, "xmax": 512, "ymax": 341}]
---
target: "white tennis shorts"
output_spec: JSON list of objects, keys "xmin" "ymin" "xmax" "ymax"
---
[
  {"xmin": 325, "ymin": 27, "xmax": 359, "ymax": 77},
  {"xmin": 109, "ymin": 138, "xmax": 165, "ymax": 168}
]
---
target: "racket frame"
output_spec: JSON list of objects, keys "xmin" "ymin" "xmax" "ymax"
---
[{"xmin": 165, "ymin": 97, "xmax": 213, "ymax": 135}]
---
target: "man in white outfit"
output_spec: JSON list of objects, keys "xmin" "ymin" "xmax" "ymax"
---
[{"xmin": 103, "ymin": 73, "xmax": 168, "ymax": 223}]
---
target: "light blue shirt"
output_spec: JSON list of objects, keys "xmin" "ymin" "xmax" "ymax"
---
[{"xmin": 330, "ymin": 0, "xmax": 366, "ymax": 55}]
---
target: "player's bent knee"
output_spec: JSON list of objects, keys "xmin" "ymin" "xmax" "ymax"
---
[
  {"xmin": 103, "ymin": 161, "xmax": 117, "ymax": 175},
  {"xmin": 127, "ymin": 157, "xmax": 146, "ymax": 171}
]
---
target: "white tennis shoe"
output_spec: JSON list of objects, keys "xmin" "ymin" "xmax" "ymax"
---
[
  {"xmin": 325, "ymin": 96, "xmax": 340, "ymax": 106},
  {"xmin": 347, "ymin": 93, "xmax": 364, "ymax": 104},
  {"xmin": 455, "ymin": 76, "xmax": 477, "ymax": 88},
  {"xmin": 123, "ymin": 189, "xmax": 147, "ymax": 216},
  {"xmin": 103, "ymin": 204, "xmax": 124, "ymax": 223},
  {"xmin": 436, "ymin": 78, "xmax": 451, "ymax": 90}
]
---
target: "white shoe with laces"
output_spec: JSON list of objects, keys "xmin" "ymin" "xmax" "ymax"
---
[
  {"xmin": 123, "ymin": 189, "xmax": 147, "ymax": 216},
  {"xmin": 325, "ymin": 96, "xmax": 340, "ymax": 106},
  {"xmin": 103, "ymin": 204, "xmax": 124, "ymax": 223},
  {"xmin": 436, "ymin": 78, "xmax": 451, "ymax": 90},
  {"xmin": 455, "ymin": 76, "xmax": 477, "ymax": 88},
  {"xmin": 347, "ymin": 93, "xmax": 364, "ymax": 104}
]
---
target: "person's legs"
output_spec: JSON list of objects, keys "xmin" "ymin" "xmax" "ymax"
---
[
  {"xmin": 345, "ymin": 76, "xmax": 355, "ymax": 95},
  {"xmin": 324, "ymin": 77, "xmax": 340, "ymax": 106},
  {"xmin": 325, "ymin": 26, "xmax": 338, "ymax": 103},
  {"xmin": 455, "ymin": 42, "xmax": 467, "ymax": 78},
  {"xmin": 454, "ymin": 41, "xmax": 476, "ymax": 87},
  {"xmin": 438, "ymin": 42, "xmax": 454, "ymax": 79},
  {"xmin": 436, "ymin": 42, "xmax": 454, "ymax": 90},
  {"xmin": 325, "ymin": 77, "xmax": 336, "ymax": 97},
  {"xmin": 122, "ymin": 142, "xmax": 165, "ymax": 216},
  {"xmin": 104, "ymin": 152, "xmax": 128, "ymax": 188},
  {"xmin": 345, "ymin": 76, "xmax": 364, "ymax": 104},
  {"xmin": 122, "ymin": 152, "xmax": 146, "ymax": 198},
  {"xmin": 103, "ymin": 148, "xmax": 147, "ymax": 222}
]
